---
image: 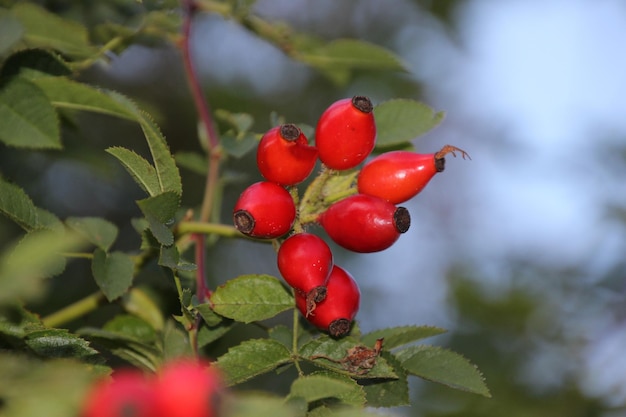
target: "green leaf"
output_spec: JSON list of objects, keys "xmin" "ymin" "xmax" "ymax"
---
[
  {"xmin": 0, "ymin": 353, "xmax": 105, "ymax": 417},
  {"xmin": 90, "ymin": 22, "xmax": 135, "ymax": 52},
  {"xmin": 0, "ymin": 305, "xmax": 103, "ymax": 365},
  {"xmin": 108, "ymin": 92, "xmax": 182, "ymax": 196},
  {"xmin": 361, "ymin": 325, "xmax": 447, "ymax": 349},
  {"xmin": 11, "ymin": 77, "xmax": 181, "ymax": 197},
  {"xmin": 158, "ymin": 244, "xmax": 195, "ymax": 271},
  {"xmin": 66, "ymin": 216, "xmax": 118, "ymax": 251},
  {"xmin": 184, "ymin": 296, "xmax": 233, "ymax": 348},
  {"xmin": 0, "ymin": 303, "xmax": 50, "ymax": 344},
  {"xmin": 32, "ymin": 77, "xmax": 137, "ymax": 120},
  {"xmin": 35, "ymin": 208, "xmax": 64, "ymax": 233},
  {"xmin": 215, "ymin": 107, "xmax": 258, "ymax": 158},
  {"xmin": 121, "ymin": 287, "xmax": 165, "ymax": 331},
  {"xmin": 299, "ymin": 336, "xmax": 397, "ymax": 379},
  {"xmin": 289, "ymin": 373, "xmax": 366, "ymax": 407},
  {"xmin": 0, "ymin": 182, "xmax": 62, "ymax": 233},
  {"xmin": 175, "ymin": 151, "xmax": 208, "ymax": 175},
  {"xmin": 395, "ymin": 345, "xmax": 491, "ymax": 397},
  {"xmin": 172, "ymin": 275, "xmax": 195, "ymax": 328},
  {"xmin": 297, "ymin": 38, "xmax": 405, "ymax": 70},
  {"xmin": 0, "ymin": 13, "xmax": 24, "ymax": 56},
  {"xmin": 0, "ymin": 178, "xmax": 39, "ymax": 231},
  {"xmin": 360, "ymin": 352, "xmax": 409, "ymax": 407},
  {"xmin": 215, "ymin": 109, "xmax": 254, "ymax": 133},
  {"xmin": 210, "ymin": 275, "xmax": 294, "ymax": 323},
  {"xmin": 196, "ymin": 320, "xmax": 234, "ymax": 349},
  {"xmin": 136, "ymin": 191, "xmax": 180, "ymax": 246},
  {"xmin": 0, "ymin": 230, "xmax": 85, "ymax": 304},
  {"xmin": 223, "ymin": 392, "xmax": 300, "ymax": 417},
  {"xmin": 158, "ymin": 244, "xmax": 179, "ymax": 268},
  {"xmin": 0, "ymin": 48, "xmax": 71, "ymax": 79},
  {"xmin": 78, "ymin": 327, "xmax": 161, "ymax": 372},
  {"xmin": 141, "ymin": 10, "xmax": 183, "ymax": 41},
  {"xmin": 91, "ymin": 249, "xmax": 135, "ymax": 302},
  {"xmin": 162, "ymin": 319, "xmax": 193, "ymax": 361},
  {"xmin": 0, "ymin": 77, "xmax": 60, "ymax": 149},
  {"xmin": 215, "ymin": 338, "xmax": 292, "ymax": 386},
  {"xmin": 194, "ymin": 302, "xmax": 224, "ymax": 327},
  {"xmin": 11, "ymin": 3, "xmax": 95, "ymax": 58},
  {"xmin": 23, "ymin": 329, "xmax": 103, "ymax": 363},
  {"xmin": 103, "ymin": 314, "xmax": 157, "ymax": 344},
  {"xmin": 106, "ymin": 147, "xmax": 161, "ymax": 196},
  {"xmin": 221, "ymin": 131, "xmax": 259, "ymax": 159},
  {"xmin": 137, "ymin": 112, "xmax": 182, "ymax": 196},
  {"xmin": 268, "ymin": 324, "xmax": 293, "ymax": 350},
  {"xmin": 308, "ymin": 407, "xmax": 389, "ymax": 417},
  {"xmin": 374, "ymin": 99, "xmax": 445, "ymax": 150},
  {"xmin": 298, "ymin": 39, "xmax": 406, "ymax": 85}
]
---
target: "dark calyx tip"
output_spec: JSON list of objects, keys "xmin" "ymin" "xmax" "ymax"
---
[
  {"xmin": 305, "ymin": 287, "xmax": 327, "ymax": 317},
  {"xmin": 328, "ymin": 318, "xmax": 352, "ymax": 337},
  {"xmin": 435, "ymin": 156, "xmax": 446, "ymax": 172},
  {"xmin": 352, "ymin": 96, "xmax": 373, "ymax": 114},
  {"xmin": 233, "ymin": 210, "xmax": 255, "ymax": 235},
  {"xmin": 309, "ymin": 286, "xmax": 327, "ymax": 303},
  {"xmin": 393, "ymin": 207, "xmax": 411, "ymax": 233},
  {"xmin": 280, "ymin": 124, "xmax": 302, "ymax": 141}
]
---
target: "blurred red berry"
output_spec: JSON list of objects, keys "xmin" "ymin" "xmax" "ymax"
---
[
  {"xmin": 154, "ymin": 359, "xmax": 223, "ymax": 417},
  {"xmin": 81, "ymin": 370, "xmax": 155, "ymax": 417}
]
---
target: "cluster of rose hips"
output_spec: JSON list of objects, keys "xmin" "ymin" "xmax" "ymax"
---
[
  {"xmin": 233, "ymin": 96, "xmax": 468, "ymax": 337},
  {"xmin": 81, "ymin": 359, "xmax": 222, "ymax": 417}
]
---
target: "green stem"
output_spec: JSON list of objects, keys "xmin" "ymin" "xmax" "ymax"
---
[
  {"xmin": 174, "ymin": 274, "xmax": 199, "ymax": 356},
  {"xmin": 61, "ymin": 252, "xmax": 94, "ymax": 259},
  {"xmin": 195, "ymin": 0, "xmax": 232, "ymax": 16},
  {"xmin": 177, "ymin": 221, "xmax": 263, "ymax": 241},
  {"xmin": 199, "ymin": 150, "xmax": 222, "ymax": 223},
  {"xmin": 180, "ymin": 0, "xmax": 226, "ymax": 311},
  {"xmin": 298, "ymin": 166, "xmax": 332, "ymax": 225},
  {"xmin": 192, "ymin": 233, "xmax": 210, "ymax": 301},
  {"xmin": 292, "ymin": 300, "xmax": 304, "ymax": 376},
  {"xmin": 323, "ymin": 185, "xmax": 358, "ymax": 205},
  {"xmin": 41, "ymin": 292, "xmax": 106, "ymax": 328},
  {"xmin": 70, "ymin": 36, "xmax": 126, "ymax": 71},
  {"xmin": 191, "ymin": 315, "xmax": 200, "ymax": 357}
]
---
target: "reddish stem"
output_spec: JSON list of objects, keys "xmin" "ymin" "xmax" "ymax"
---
[
  {"xmin": 180, "ymin": 0, "xmax": 221, "ymax": 308},
  {"xmin": 180, "ymin": 0, "xmax": 219, "ymax": 151},
  {"xmin": 434, "ymin": 144, "xmax": 472, "ymax": 161},
  {"xmin": 193, "ymin": 233, "xmax": 211, "ymax": 301}
]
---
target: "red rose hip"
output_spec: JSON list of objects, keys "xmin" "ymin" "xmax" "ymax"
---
[
  {"xmin": 296, "ymin": 265, "xmax": 360, "ymax": 337},
  {"xmin": 154, "ymin": 359, "xmax": 223, "ymax": 417},
  {"xmin": 256, "ymin": 124, "xmax": 318, "ymax": 186},
  {"xmin": 233, "ymin": 181, "xmax": 296, "ymax": 238},
  {"xmin": 315, "ymin": 96, "xmax": 376, "ymax": 170},
  {"xmin": 357, "ymin": 145, "xmax": 470, "ymax": 204},
  {"xmin": 318, "ymin": 194, "xmax": 410, "ymax": 253},
  {"xmin": 81, "ymin": 370, "xmax": 155, "ymax": 417},
  {"xmin": 278, "ymin": 232, "xmax": 333, "ymax": 314}
]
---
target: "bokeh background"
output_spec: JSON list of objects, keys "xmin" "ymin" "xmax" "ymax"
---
[{"xmin": 2, "ymin": 0, "xmax": 626, "ymax": 415}]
